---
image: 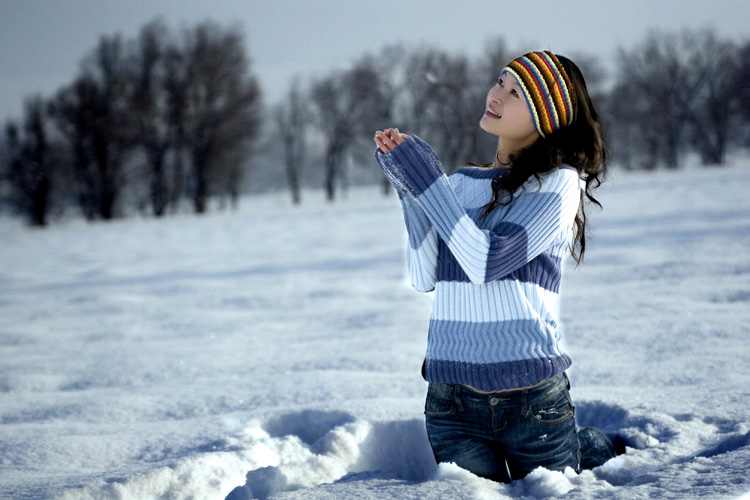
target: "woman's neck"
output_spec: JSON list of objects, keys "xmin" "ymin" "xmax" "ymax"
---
[
  {"xmin": 492, "ymin": 151, "xmax": 514, "ymax": 168},
  {"xmin": 492, "ymin": 146, "xmax": 516, "ymax": 169},
  {"xmin": 493, "ymin": 135, "xmax": 537, "ymax": 168}
]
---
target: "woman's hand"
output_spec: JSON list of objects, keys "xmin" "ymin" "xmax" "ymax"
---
[{"xmin": 375, "ymin": 128, "xmax": 409, "ymax": 155}]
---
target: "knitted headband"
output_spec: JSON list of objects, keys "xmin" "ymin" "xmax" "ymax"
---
[{"xmin": 502, "ymin": 50, "xmax": 577, "ymax": 138}]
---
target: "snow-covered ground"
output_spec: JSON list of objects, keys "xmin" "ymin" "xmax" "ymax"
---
[{"xmin": 1, "ymin": 163, "xmax": 749, "ymax": 500}]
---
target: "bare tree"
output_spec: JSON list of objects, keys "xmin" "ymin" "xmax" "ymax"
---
[
  {"xmin": 345, "ymin": 55, "xmax": 392, "ymax": 192},
  {"xmin": 605, "ymin": 80, "xmax": 644, "ymax": 169},
  {"xmin": 180, "ymin": 21, "xmax": 263, "ymax": 213},
  {"xmin": 0, "ymin": 138, "xmax": 8, "ymax": 209},
  {"xmin": 162, "ymin": 41, "xmax": 189, "ymax": 213},
  {"xmin": 312, "ymin": 57, "xmax": 389, "ymax": 200},
  {"xmin": 617, "ymin": 29, "xmax": 727, "ymax": 169},
  {"xmin": 399, "ymin": 48, "xmax": 448, "ymax": 136},
  {"xmin": 311, "ymin": 73, "xmax": 350, "ymax": 201},
  {"xmin": 421, "ymin": 51, "xmax": 485, "ymax": 172},
  {"xmin": 87, "ymin": 34, "xmax": 137, "ymax": 217},
  {"xmin": 49, "ymin": 76, "xmax": 98, "ymax": 219},
  {"xmin": 620, "ymin": 32, "xmax": 686, "ymax": 168},
  {"xmin": 129, "ymin": 19, "xmax": 173, "ymax": 216},
  {"xmin": 686, "ymin": 32, "xmax": 740, "ymax": 165},
  {"xmin": 50, "ymin": 34, "xmax": 136, "ymax": 219},
  {"xmin": 274, "ymin": 79, "xmax": 307, "ymax": 204},
  {"xmin": 2, "ymin": 96, "xmax": 54, "ymax": 226},
  {"xmin": 371, "ymin": 45, "xmax": 405, "ymax": 195},
  {"xmin": 738, "ymin": 41, "xmax": 750, "ymax": 146}
]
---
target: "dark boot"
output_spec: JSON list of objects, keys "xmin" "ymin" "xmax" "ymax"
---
[{"xmin": 578, "ymin": 427, "xmax": 617, "ymax": 470}]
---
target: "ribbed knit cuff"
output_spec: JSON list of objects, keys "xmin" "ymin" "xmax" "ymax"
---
[
  {"xmin": 375, "ymin": 148, "xmax": 407, "ymax": 199},
  {"xmin": 375, "ymin": 136, "xmax": 444, "ymax": 198}
]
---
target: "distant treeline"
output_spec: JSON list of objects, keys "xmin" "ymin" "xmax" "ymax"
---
[
  {"xmin": 1, "ymin": 20, "xmax": 748, "ymax": 226},
  {"xmin": 1, "ymin": 19, "xmax": 262, "ymax": 226}
]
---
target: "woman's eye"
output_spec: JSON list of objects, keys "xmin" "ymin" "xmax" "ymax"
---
[
  {"xmin": 497, "ymin": 77, "xmax": 504, "ymax": 86},
  {"xmin": 511, "ymin": 89, "xmax": 519, "ymax": 97}
]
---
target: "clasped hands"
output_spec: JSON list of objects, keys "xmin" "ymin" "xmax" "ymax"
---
[{"xmin": 375, "ymin": 128, "xmax": 409, "ymax": 155}]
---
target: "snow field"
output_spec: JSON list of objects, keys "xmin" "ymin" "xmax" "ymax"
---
[{"xmin": 0, "ymin": 162, "xmax": 749, "ymax": 499}]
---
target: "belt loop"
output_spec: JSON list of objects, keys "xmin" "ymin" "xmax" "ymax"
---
[
  {"xmin": 453, "ymin": 385, "xmax": 464, "ymax": 412},
  {"xmin": 520, "ymin": 391, "xmax": 530, "ymax": 416}
]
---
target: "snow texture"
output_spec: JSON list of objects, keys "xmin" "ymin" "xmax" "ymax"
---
[{"xmin": 1, "ymin": 163, "xmax": 749, "ymax": 500}]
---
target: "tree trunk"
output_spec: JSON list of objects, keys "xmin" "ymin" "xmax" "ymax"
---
[
  {"xmin": 324, "ymin": 142, "xmax": 343, "ymax": 202},
  {"xmin": 149, "ymin": 147, "xmax": 167, "ymax": 216},
  {"xmin": 192, "ymin": 157, "xmax": 208, "ymax": 214},
  {"xmin": 31, "ymin": 174, "xmax": 49, "ymax": 226},
  {"xmin": 285, "ymin": 157, "xmax": 301, "ymax": 205}
]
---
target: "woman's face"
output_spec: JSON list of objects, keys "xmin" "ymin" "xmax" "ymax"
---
[{"xmin": 479, "ymin": 71, "xmax": 539, "ymax": 145}]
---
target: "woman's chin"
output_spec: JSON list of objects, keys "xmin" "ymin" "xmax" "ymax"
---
[{"xmin": 478, "ymin": 119, "xmax": 499, "ymax": 137}]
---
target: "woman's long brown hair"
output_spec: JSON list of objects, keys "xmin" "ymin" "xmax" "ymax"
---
[{"xmin": 482, "ymin": 55, "xmax": 607, "ymax": 264}]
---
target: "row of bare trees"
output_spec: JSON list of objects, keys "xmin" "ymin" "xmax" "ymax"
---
[
  {"xmin": 275, "ymin": 39, "xmax": 515, "ymax": 203},
  {"xmin": 2, "ymin": 24, "xmax": 748, "ymax": 224},
  {"xmin": 1, "ymin": 18, "xmax": 262, "ymax": 225},
  {"xmin": 611, "ymin": 29, "xmax": 749, "ymax": 169},
  {"xmin": 275, "ymin": 28, "xmax": 749, "ymax": 203}
]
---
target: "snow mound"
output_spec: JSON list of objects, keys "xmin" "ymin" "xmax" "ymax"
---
[{"xmin": 226, "ymin": 414, "xmax": 436, "ymax": 499}]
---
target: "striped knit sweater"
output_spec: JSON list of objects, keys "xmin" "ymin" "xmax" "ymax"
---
[{"xmin": 376, "ymin": 135, "xmax": 582, "ymax": 391}]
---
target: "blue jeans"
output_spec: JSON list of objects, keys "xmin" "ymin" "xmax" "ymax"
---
[{"xmin": 425, "ymin": 373, "xmax": 600, "ymax": 483}]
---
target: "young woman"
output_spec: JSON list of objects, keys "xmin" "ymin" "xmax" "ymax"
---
[{"xmin": 373, "ymin": 50, "xmax": 616, "ymax": 482}]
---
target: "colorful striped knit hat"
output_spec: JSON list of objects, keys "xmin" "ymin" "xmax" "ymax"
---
[{"xmin": 503, "ymin": 50, "xmax": 577, "ymax": 138}]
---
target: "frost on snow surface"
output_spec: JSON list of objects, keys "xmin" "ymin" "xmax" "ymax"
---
[{"xmin": 0, "ymin": 164, "xmax": 749, "ymax": 500}]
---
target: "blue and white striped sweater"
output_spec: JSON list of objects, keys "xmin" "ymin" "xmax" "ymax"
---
[{"xmin": 377, "ymin": 135, "xmax": 581, "ymax": 391}]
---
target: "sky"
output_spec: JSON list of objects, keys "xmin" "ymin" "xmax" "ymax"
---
[{"xmin": 0, "ymin": 0, "xmax": 748, "ymax": 124}]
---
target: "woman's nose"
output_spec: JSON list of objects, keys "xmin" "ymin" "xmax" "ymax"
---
[{"xmin": 489, "ymin": 89, "xmax": 502, "ymax": 104}]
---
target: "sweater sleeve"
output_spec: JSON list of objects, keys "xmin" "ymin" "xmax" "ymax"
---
[
  {"xmin": 376, "ymin": 147, "xmax": 438, "ymax": 292},
  {"xmin": 400, "ymin": 196, "xmax": 438, "ymax": 292},
  {"xmin": 378, "ymin": 135, "xmax": 581, "ymax": 284}
]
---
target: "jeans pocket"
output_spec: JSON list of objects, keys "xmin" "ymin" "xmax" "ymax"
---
[
  {"xmin": 424, "ymin": 383, "xmax": 458, "ymax": 417},
  {"xmin": 526, "ymin": 390, "xmax": 575, "ymax": 425}
]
